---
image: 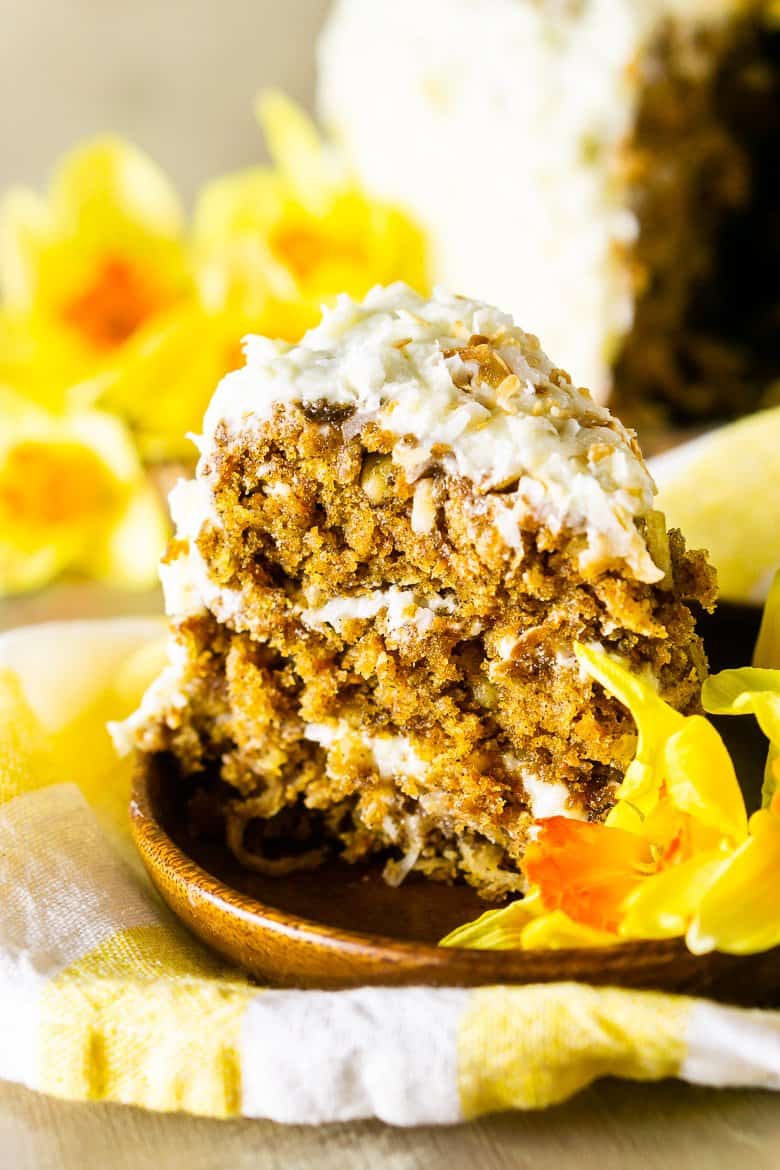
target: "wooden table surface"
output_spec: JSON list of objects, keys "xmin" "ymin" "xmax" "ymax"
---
[{"xmin": 1, "ymin": 584, "xmax": 778, "ymax": 1170}]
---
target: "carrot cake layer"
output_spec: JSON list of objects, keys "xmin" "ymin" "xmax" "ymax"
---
[{"xmin": 115, "ymin": 285, "xmax": 716, "ymax": 899}]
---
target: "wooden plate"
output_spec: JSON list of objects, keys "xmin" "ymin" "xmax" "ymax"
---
[{"xmin": 129, "ymin": 605, "xmax": 780, "ymax": 1006}]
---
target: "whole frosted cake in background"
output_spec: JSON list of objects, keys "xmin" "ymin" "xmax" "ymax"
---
[
  {"xmin": 116, "ymin": 285, "xmax": 715, "ymax": 899},
  {"xmin": 319, "ymin": 0, "xmax": 778, "ymax": 426}
]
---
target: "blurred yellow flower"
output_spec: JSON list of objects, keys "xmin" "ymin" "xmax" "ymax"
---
[
  {"xmin": 193, "ymin": 91, "xmax": 429, "ymax": 330},
  {"xmin": 100, "ymin": 93, "xmax": 429, "ymax": 458},
  {"xmin": 0, "ymin": 389, "xmax": 166, "ymax": 595},
  {"xmin": 2, "ymin": 97, "xmax": 429, "ymax": 461},
  {"xmin": 443, "ymin": 630, "xmax": 780, "ymax": 957},
  {"xmin": 96, "ymin": 301, "xmax": 248, "ymax": 462},
  {"xmin": 0, "ymin": 94, "xmax": 431, "ymax": 587},
  {"xmin": 102, "ymin": 92, "xmax": 430, "ymax": 456},
  {"xmin": 0, "ymin": 136, "xmax": 191, "ymax": 413}
]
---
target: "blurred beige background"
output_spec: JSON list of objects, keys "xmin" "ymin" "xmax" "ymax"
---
[{"xmin": 0, "ymin": 0, "xmax": 330, "ymax": 197}]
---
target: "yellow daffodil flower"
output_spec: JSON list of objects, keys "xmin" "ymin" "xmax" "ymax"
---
[
  {"xmin": 689, "ymin": 568, "xmax": 780, "ymax": 954},
  {"xmin": 3, "ymin": 98, "xmax": 429, "ymax": 460},
  {"xmin": 192, "ymin": 90, "xmax": 429, "ymax": 336},
  {"xmin": 443, "ymin": 635, "xmax": 780, "ymax": 957},
  {"xmin": 0, "ymin": 136, "xmax": 191, "ymax": 412},
  {"xmin": 102, "ymin": 93, "xmax": 429, "ymax": 459},
  {"xmin": 0, "ymin": 389, "xmax": 166, "ymax": 595}
]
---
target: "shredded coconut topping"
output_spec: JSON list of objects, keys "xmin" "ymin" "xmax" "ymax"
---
[{"xmin": 201, "ymin": 284, "xmax": 661, "ymax": 582}]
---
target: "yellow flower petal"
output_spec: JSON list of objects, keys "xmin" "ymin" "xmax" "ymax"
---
[
  {"xmin": 574, "ymin": 642, "xmax": 684, "ymax": 825},
  {"xmin": 0, "ymin": 307, "xmax": 107, "ymax": 414},
  {"xmin": 440, "ymin": 894, "xmax": 620, "ymax": 952},
  {"xmin": 519, "ymin": 910, "xmax": 620, "ymax": 951},
  {"xmin": 98, "ymin": 300, "xmax": 239, "ymax": 460},
  {"xmin": 662, "ymin": 716, "xmax": 748, "ymax": 842},
  {"xmin": 0, "ymin": 137, "xmax": 192, "ymax": 417},
  {"xmin": 686, "ymin": 809, "xmax": 780, "ymax": 955},
  {"xmin": 440, "ymin": 892, "xmax": 544, "ymax": 949},
  {"xmin": 0, "ymin": 398, "xmax": 165, "ymax": 596},
  {"xmin": 621, "ymin": 852, "xmax": 727, "ymax": 940},
  {"xmin": 0, "ymin": 188, "xmax": 51, "ymax": 306},
  {"xmin": 89, "ymin": 479, "xmax": 167, "ymax": 589},
  {"xmin": 702, "ymin": 667, "xmax": 780, "ymax": 806},
  {"xmin": 753, "ymin": 568, "xmax": 780, "ymax": 668},
  {"xmin": 703, "ymin": 668, "xmax": 780, "ymax": 741},
  {"xmin": 256, "ymin": 90, "xmax": 340, "ymax": 211},
  {"xmin": 51, "ymin": 135, "xmax": 183, "ymax": 239},
  {"xmin": 765, "ymin": 744, "xmax": 780, "ymax": 807}
]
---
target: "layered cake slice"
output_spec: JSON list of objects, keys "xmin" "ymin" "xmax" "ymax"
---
[{"xmin": 116, "ymin": 285, "xmax": 716, "ymax": 899}]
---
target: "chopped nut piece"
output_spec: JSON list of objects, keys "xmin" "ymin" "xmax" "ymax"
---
[
  {"xmin": 643, "ymin": 509, "xmax": 673, "ymax": 587},
  {"xmin": 411, "ymin": 478, "xmax": 437, "ymax": 534},
  {"xmin": 360, "ymin": 454, "xmax": 395, "ymax": 502}
]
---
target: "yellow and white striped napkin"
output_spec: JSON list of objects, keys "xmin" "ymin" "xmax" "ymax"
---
[{"xmin": 0, "ymin": 618, "xmax": 778, "ymax": 1125}]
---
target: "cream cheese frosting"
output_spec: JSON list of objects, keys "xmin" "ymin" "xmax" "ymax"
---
[
  {"xmin": 159, "ymin": 478, "xmax": 243, "ymax": 623},
  {"xmin": 301, "ymin": 588, "xmax": 457, "ymax": 636},
  {"xmin": 304, "ymin": 721, "xmax": 429, "ymax": 781},
  {"xmin": 200, "ymin": 283, "xmax": 662, "ymax": 583},
  {"xmin": 501, "ymin": 753, "xmax": 587, "ymax": 821}
]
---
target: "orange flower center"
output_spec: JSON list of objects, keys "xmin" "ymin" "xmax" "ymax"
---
[
  {"xmin": 0, "ymin": 441, "xmax": 115, "ymax": 528},
  {"xmin": 61, "ymin": 257, "xmax": 164, "ymax": 350},
  {"xmin": 269, "ymin": 221, "xmax": 366, "ymax": 282},
  {"xmin": 523, "ymin": 818, "xmax": 656, "ymax": 934},
  {"xmin": 523, "ymin": 804, "xmax": 709, "ymax": 934}
]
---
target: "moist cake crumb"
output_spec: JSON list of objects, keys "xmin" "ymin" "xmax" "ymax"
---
[{"xmin": 114, "ymin": 285, "xmax": 716, "ymax": 900}]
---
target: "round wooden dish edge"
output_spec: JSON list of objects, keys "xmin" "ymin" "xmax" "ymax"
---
[{"xmin": 130, "ymin": 755, "xmax": 780, "ymax": 1005}]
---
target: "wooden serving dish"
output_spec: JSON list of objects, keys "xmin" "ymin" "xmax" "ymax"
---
[
  {"xmin": 131, "ymin": 754, "xmax": 779, "ymax": 1006},
  {"xmin": 130, "ymin": 605, "xmax": 779, "ymax": 1006}
]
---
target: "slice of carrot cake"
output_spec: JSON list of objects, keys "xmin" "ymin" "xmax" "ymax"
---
[{"xmin": 115, "ymin": 284, "xmax": 716, "ymax": 899}]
